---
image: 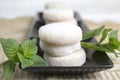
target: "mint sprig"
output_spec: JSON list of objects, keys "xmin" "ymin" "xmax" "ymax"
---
[
  {"xmin": 0, "ymin": 38, "xmax": 48, "ymax": 80},
  {"xmin": 81, "ymin": 25, "xmax": 120, "ymax": 57}
]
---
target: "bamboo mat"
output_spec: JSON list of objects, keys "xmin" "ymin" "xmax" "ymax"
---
[{"xmin": 0, "ymin": 17, "xmax": 120, "ymax": 80}]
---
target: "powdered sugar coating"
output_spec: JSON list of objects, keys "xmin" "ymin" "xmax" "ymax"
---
[{"xmin": 38, "ymin": 22, "xmax": 82, "ymax": 45}]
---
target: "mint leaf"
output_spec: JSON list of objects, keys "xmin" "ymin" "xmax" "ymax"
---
[
  {"xmin": 83, "ymin": 25, "xmax": 105, "ymax": 40},
  {"xmin": 18, "ymin": 53, "xmax": 48, "ymax": 69},
  {"xmin": 19, "ymin": 39, "xmax": 37, "ymax": 59},
  {"xmin": 32, "ymin": 55, "xmax": 48, "ymax": 66},
  {"xmin": 17, "ymin": 53, "xmax": 34, "ymax": 69},
  {"xmin": 109, "ymin": 38, "xmax": 120, "ymax": 50},
  {"xmin": 108, "ymin": 30, "xmax": 120, "ymax": 49},
  {"xmin": 108, "ymin": 30, "xmax": 120, "ymax": 56},
  {"xmin": 108, "ymin": 30, "xmax": 118, "ymax": 39},
  {"xmin": 0, "ymin": 38, "xmax": 19, "ymax": 62},
  {"xmin": 18, "ymin": 39, "xmax": 48, "ymax": 69},
  {"xmin": 81, "ymin": 42, "xmax": 110, "ymax": 52},
  {"xmin": 3, "ymin": 61, "xmax": 15, "ymax": 80},
  {"xmin": 99, "ymin": 29, "xmax": 112, "ymax": 43},
  {"xmin": 104, "ymin": 43, "xmax": 119, "ymax": 57},
  {"xmin": 81, "ymin": 42, "xmax": 118, "ymax": 56}
]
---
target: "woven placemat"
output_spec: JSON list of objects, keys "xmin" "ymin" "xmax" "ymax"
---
[{"xmin": 0, "ymin": 17, "xmax": 120, "ymax": 80}]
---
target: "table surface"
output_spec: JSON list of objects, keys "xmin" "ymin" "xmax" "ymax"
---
[{"xmin": 0, "ymin": 17, "xmax": 120, "ymax": 80}]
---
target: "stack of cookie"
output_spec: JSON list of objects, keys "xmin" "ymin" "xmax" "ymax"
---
[
  {"xmin": 39, "ymin": 22, "xmax": 86, "ymax": 66},
  {"xmin": 43, "ymin": 2, "xmax": 77, "ymax": 25}
]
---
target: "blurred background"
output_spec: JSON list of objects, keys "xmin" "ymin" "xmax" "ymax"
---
[{"xmin": 0, "ymin": 0, "xmax": 120, "ymax": 23}]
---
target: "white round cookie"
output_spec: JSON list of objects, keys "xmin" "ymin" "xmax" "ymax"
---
[
  {"xmin": 40, "ymin": 40, "xmax": 81, "ymax": 56},
  {"xmin": 45, "ymin": 1, "xmax": 70, "ymax": 9},
  {"xmin": 43, "ymin": 9, "xmax": 74, "ymax": 22},
  {"xmin": 44, "ymin": 48, "xmax": 86, "ymax": 66},
  {"xmin": 46, "ymin": 18, "xmax": 78, "ymax": 25},
  {"xmin": 38, "ymin": 22, "xmax": 82, "ymax": 45}
]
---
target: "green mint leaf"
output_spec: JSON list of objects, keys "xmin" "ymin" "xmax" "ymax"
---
[
  {"xmin": 17, "ymin": 53, "xmax": 34, "ymax": 69},
  {"xmin": 108, "ymin": 30, "xmax": 118, "ymax": 39},
  {"xmin": 103, "ymin": 29, "xmax": 120, "ymax": 57},
  {"xmin": 19, "ymin": 39, "xmax": 37, "ymax": 59},
  {"xmin": 18, "ymin": 53, "xmax": 48, "ymax": 69},
  {"xmin": 81, "ymin": 41, "xmax": 120, "ymax": 57},
  {"xmin": 32, "ymin": 55, "xmax": 48, "ymax": 67},
  {"xmin": 3, "ymin": 61, "xmax": 15, "ymax": 80},
  {"xmin": 81, "ymin": 42, "xmax": 110, "ymax": 52},
  {"xmin": 0, "ymin": 38, "xmax": 19, "ymax": 62},
  {"xmin": 83, "ymin": 25, "xmax": 105, "ymax": 40},
  {"xmin": 109, "ymin": 38, "xmax": 120, "ymax": 49},
  {"xmin": 18, "ymin": 39, "xmax": 48, "ymax": 69},
  {"xmin": 99, "ymin": 29, "xmax": 112, "ymax": 43},
  {"xmin": 108, "ymin": 30, "xmax": 120, "ymax": 52},
  {"xmin": 104, "ymin": 43, "xmax": 119, "ymax": 57}
]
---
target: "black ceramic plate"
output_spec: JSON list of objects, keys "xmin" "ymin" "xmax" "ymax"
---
[{"xmin": 22, "ymin": 12, "xmax": 113, "ymax": 74}]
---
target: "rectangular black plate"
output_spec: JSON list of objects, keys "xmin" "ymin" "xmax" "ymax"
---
[{"xmin": 22, "ymin": 12, "xmax": 113, "ymax": 74}]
